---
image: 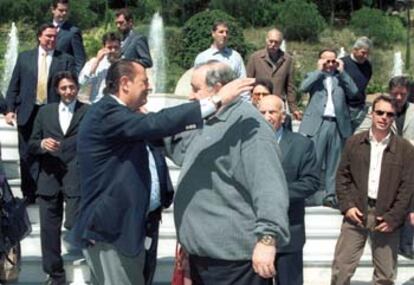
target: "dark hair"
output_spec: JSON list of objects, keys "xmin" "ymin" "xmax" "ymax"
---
[
  {"xmin": 53, "ymin": 71, "xmax": 79, "ymax": 91},
  {"xmin": 102, "ymin": 32, "xmax": 121, "ymax": 46},
  {"xmin": 318, "ymin": 48, "xmax": 337, "ymax": 58},
  {"xmin": 37, "ymin": 23, "xmax": 56, "ymax": 38},
  {"xmin": 116, "ymin": 8, "xmax": 133, "ymax": 22},
  {"xmin": 104, "ymin": 59, "xmax": 141, "ymax": 95},
  {"xmin": 388, "ymin": 76, "xmax": 410, "ymax": 91},
  {"xmin": 253, "ymin": 78, "xmax": 274, "ymax": 94},
  {"xmin": 212, "ymin": 20, "xmax": 228, "ymax": 32},
  {"xmin": 52, "ymin": 0, "xmax": 69, "ymax": 9},
  {"xmin": 372, "ymin": 94, "xmax": 398, "ymax": 112}
]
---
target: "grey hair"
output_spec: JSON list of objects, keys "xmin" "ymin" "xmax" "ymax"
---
[{"xmin": 353, "ymin": 36, "xmax": 373, "ymax": 50}]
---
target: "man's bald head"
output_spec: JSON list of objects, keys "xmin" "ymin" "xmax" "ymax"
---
[{"xmin": 258, "ymin": 95, "xmax": 286, "ymax": 130}]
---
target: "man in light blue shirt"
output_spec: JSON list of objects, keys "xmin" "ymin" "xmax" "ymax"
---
[{"xmin": 194, "ymin": 21, "xmax": 246, "ymax": 79}]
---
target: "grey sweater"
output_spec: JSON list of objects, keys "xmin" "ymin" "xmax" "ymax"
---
[{"xmin": 165, "ymin": 99, "xmax": 290, "ymax": 260}]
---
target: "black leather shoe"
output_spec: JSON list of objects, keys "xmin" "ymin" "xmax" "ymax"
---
[{"xmin": 44, "ymin": 274, "xmax": 66, "ymax": 285}]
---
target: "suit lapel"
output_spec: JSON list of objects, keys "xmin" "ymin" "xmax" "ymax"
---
[
  {"xmin": 279, "ymin": 130, "xmax": 292, "ymax": 163},
  {"xmin": 66, "ymin": 101, "xmax": 85, "ymax": 136},
  {"xmin": 52, "ymin": 104, "xmax": 64, "ymax": 136}
]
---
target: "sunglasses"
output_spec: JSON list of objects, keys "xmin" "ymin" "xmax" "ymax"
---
[
  {"xmin": 325, "ymin": 60, "xmax": 337, "ymax": 64},
  {"xmin": 374, "ymin": 110, "xmax": 395, "ymax": 118}
]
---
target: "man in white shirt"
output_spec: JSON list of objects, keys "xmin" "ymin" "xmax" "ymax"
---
[
  {"xmin": 194, "ymin": 21, "xmax": 246, "ymax": 79},
  {"xmin": 298, "ymin": 48, "xmax": 358, "ymax": 208},
  {"xmin": 332, "ymin": 94, "xmax": 414, "ymax": 285},
  {"xmin": 79, "ymin": 32, "xmax": 121, "ymax": 103},
  {"xmin": 28, "ymin": 71, "xmax": 88, "ymax": 285}
]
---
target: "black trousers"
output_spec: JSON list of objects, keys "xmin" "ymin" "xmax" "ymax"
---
[
  {"xmin": 17, "ymin": 106, "xmax": 40, "ymax": 200},
  {"xmin": 189, "ymin": 255, "xmax": 272, "ymax": 285},
  {"xmin": 144, "ymin": 208, "xmax": 162, "ymax": 285},
  {"xmin": 275, "ymin": 251, "xmax": 303, "ymax": 285},
  {"xmin": 38, "ymin": 193, "xmax": 80, "ymax": 282}
]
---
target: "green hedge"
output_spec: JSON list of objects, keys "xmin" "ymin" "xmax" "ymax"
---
[
  {"xmin": 276, "ymin": 0, "xmax": 326, "ymax": 42},
  {"xmin": 350, "ymin": 8, "xmax": 405, "ymax": 47},
  {"xmin": 176, "ymin": 9, "xmax": 252, "ymax": 69}
]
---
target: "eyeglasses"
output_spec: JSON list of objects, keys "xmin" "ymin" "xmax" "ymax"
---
[
  {"xmin": 252, "ymin": 92, "xmax": 270, "ymax": 97},
  {"xmin": 373, "ymin": 110, "xmax": 395, "ymax": 118},
  {"xmin": 325, "ymin": 60, "xmax": 337, "ymax": 64}
]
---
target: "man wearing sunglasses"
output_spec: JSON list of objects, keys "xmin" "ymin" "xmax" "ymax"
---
[
  {"xmin": 357, "ymin": 76, "xmax": 414, "ymax": 260},
  {"xmin": 331, "ymin": 94, "xmax": 414, "ymax": 284}
]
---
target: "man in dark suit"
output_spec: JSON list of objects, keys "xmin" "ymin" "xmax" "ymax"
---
[
  {"xmin": 115, "ymin": 8, "xmax": 153, "ymax": 68},
  {"xmin": 29, "ymin": 71, "xmax": 88, "ymax": 285},
  {"xmin": 299, "ymin": 48, "xmax": 358, "ymax": 208},
  {"xmin": 51, "ymin": 0, "xmax": 86, "ymax": 73},
  {"xmin": 5, "ymin": 24, "xmax": 75, "ymax": 203},
  {"xmin": 258, "ymin": 95, "xmax": 319, "ymax": 285},
  {"xmin": 67, "ymin": 59, "xmax": 253, "ymax": 284}
]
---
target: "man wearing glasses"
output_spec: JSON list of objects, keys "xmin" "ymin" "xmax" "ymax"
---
[{"xmin": 331, "ymin": 94, "xmax": 414, "ymax": 285}]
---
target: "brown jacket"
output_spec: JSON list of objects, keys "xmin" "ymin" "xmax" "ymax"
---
[
  {"xmin": 336, "ymin": 131, "xmax": 414, "ymax": 230},
  {"xmin": 246, "ymin": 49, "xmax": 297, "ymax": 112}
]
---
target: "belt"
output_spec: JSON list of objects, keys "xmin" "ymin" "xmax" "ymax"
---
[
  {"xmin": 367, "ymin": 198, "xmax": 376, "ymax": 207},
  {"xmin": 322, "ymin": 116, "xmax": 336, "ymax": 122}
]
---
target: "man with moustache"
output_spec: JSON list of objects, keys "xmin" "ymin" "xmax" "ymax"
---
[
  {"xmin": 331, "ymin": 94, "xmax": 414, "ymax": 285},
  {"xmin": 79, "ymin": 32, "xmax": 121, "ymax": 103},
  {"xmin": 29, "ymin": 71, "xmax": 88, "ymax": 285},
  {"xmin": 5, "ymin": 24, "xmax": 75, "ymax": 203},
  {"xmin": 51, "ymin": 0, "xmax": 86, "ymax": 73},
  {"xmin": 258, "ymin": 95, "xmax": 319, "ymax": 285},
  {"xmin": 115, "ymin": 8, "xmax": 153, "ymax": 68},
  {"xmin": 247, "ymin": 28, "xmax": 301, "ymax": 120},
  {"xmin": 68, "ymin": 59, "xmax": 254, "ymax": 285}
]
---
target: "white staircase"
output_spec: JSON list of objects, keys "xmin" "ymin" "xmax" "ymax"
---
[{"xmin": 0, "ymin": 94, "xmax": 412, "ymax": 285}]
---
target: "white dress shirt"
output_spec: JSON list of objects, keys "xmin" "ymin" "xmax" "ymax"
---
[
  {"xmin": 59, "ymin": 100, "xmax": 76, "ymax": 135},
  {"xmin": 323, "ymin": 75, "xmax": 336, "ymax": 117},
  {"xmin": 367, "ymin": 130, "xmax": 391, "ymax": 199},
  {"xmin": 79, "ymin": 56, "xmax": 112, "ymax": 103}
]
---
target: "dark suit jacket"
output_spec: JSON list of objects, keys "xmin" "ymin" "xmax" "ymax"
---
[
  {"xmin": 56, "ymin": 22, "xmax": 86, "ymax": 74},
  {"xmin": 68, "ymin": 95, "xmax": 202, "ymax": 256},
  {"xmin": 279, "ymin": 129, "xmax": 319, "ymax": 252},
  {"xmin": 5, "ymin": 48, "xmax": 75, "ymax": 126},
  {"xmin": 121, "ymin": 30, "xmax": 153, "ymax": 68},
  {"xmin": 337, "ymin": 131, "xmax": 414, "ymax": 230},
  {"xmin": 28, "ymin": 101, "xmax": 88, "ymax": 197}
]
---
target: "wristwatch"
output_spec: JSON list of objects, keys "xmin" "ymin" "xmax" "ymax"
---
[
  {"xmin": 209, "ymin": 94, "xmax": 222, "ymax": 110},
  {"xmin": 258, "ymin": 234, "xmax": 276, "ymax": 246}
]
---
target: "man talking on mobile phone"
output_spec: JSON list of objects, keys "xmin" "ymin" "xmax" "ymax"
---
[{"xmin": 298, "ymin": 48, "xmax": 358, "ymax": 208}]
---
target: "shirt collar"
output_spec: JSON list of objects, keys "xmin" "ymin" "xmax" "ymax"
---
[
  {"xmin": 275, "ymin": 127, "xmax": 283, "ymax": 143},
  {"xmin": 59, "ymin": 99, "xmax": 76, "ymax": 111},
  {"xmin": 369, "ymin": 128, "xmax": 391, "ymax": 145},
  {"xmin": 110, "ymin": 95, "xmax": 127, "ymax": 106},
  {"xmin": 38, "ymin": 46, "xmax": 54, "ymax": 56},
  {"xmin": 210, "ymin": 45, "xmax": 230, "ymax": 55}
]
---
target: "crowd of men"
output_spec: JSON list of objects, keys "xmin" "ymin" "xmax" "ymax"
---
[{"xmin": 1, "ymin": 0, "xmax": 414, "ymax": 284}]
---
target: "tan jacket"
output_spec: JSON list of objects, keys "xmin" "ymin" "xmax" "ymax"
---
[
  {"xmin": 336, "ymin": 131, "xmax": 414, "ymax": 229},
  {"xmin": 246, "ymin": 49, "xmax": 297, "ymax": 112}
]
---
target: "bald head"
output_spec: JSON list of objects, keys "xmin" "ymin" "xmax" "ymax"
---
[
  {"xmin": 266, "ymin": 29, "xmax": 283, "ymax": 55},
  {"xmin": 258, "ymin": 95, "xmax": 285, "ymax": 130}
]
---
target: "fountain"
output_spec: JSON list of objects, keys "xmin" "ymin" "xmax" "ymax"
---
[
  {"xmin": 280, "ymin": 40, "xmax": 286, "ymax": 52},
  {"xmin": 338, "ymin": 47, "xmax": 346, "ymax": 58},
  {"xmin": 148, "ymin": 12, "xmax": 166, "ymax": 94},
  {"xmin": 1, "ymin": 22, "xmax": 19, "ymax": 95},
  {"xmin": 391, "ymin": 51, "xmax": 404, "ymax": 77}
]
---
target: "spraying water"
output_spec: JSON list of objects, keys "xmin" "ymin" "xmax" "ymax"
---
[
  {"xmin": 280, "ymin": 40, "xmax": 286, "ymax": 52},
  {"xmin": 338, "ymin": 47, "xmax": 346, "ymax": 58},
  {"xmin": 148, "ymin": 12, "xmax": 166, "ymax": 93},
  {"xmin": 1, "ymin": 22, "xmax": 19, "ymax": 94},
  {"xmin": 391, "ymin": 51, "xmax": 404, "ymax": 77}
]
